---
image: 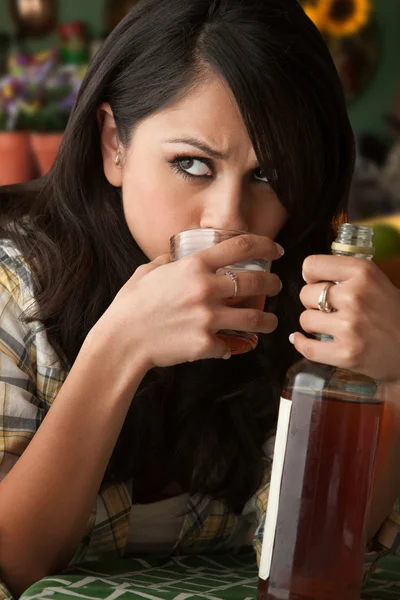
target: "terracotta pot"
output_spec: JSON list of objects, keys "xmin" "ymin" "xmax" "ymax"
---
[
  {"xmin": 0, "ymin": 131, "xmax": 34, "ymax": 185},
  {"xmin": 30, "ymin": 132, "xmax": 63, "ymax": 175}
]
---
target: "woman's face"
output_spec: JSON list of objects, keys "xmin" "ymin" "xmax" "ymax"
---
[{"xmin": 101, "ymin": 74, "xmax": 289, "ymax": 261}]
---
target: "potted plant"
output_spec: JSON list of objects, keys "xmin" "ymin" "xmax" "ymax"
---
[
  {"xmin": 0, "ymin": 76, "xmax": 36, "ymax": 185},
  {"xmin": 29, "ymin": 62, "xmax": 84, "ymax": 175},
  {"xmin": 0, "ymin": 47, "xmax": 85, "ymax": 182}
]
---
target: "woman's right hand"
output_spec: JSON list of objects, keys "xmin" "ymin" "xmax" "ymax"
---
[{"xmin": 96, "ymin": 234, "xmax": 284, "ymax": 371}]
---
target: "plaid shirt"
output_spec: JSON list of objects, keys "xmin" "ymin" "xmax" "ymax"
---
[{"xmin": 0, "ymin": 238, "xmax": 399, "ymax": 599}]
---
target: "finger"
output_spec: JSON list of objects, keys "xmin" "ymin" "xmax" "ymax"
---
[
  {"xmin": 214, "ymin": 306, "xmax": 278, "ymax": 334},
  {"xmin": 189, "ymin": 334, "xmax": 232, "ymax": 362},
  {"xmin": 214, "ymin": 270, "xmax": 282, "ymax": 300},
  {"xmin": 208, "ymin": 339, "xmax": 233, "ymax": 361},
  {"xmin": 300, "ymin": 281, "xmax": 341, "ymax": 311},
  {"xmin": 135, "ymin": 254, "xmax": 170, "ymax": 278},
  {"xmin": 150, "ymin": 254, "xmax": 171, "ymax": 268},
  {"xmin": 187, "ymin": 332, "xmax": 231, "ymax": 362},
  {"xmin": 289, "ymin": 331, "xmax": 340, "ymax": 366},
  {"xmin": 299, "ymin": 309, "xmax": 341, "ymax": 337},
  {"xmin": 199, "ymin": 234, "xmax": 284, "ymax": 272},
  {"xmin": 302, "ymin": 255, "xmax": 368, "ymax": 284}
]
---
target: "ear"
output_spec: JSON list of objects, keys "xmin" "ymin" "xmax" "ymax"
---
[{"xmin": 97, "ymin": 102, "xmax": 123, "ymax": 187}]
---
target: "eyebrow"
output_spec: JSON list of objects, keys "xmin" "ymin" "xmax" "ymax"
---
[{"xmin": 162, "ymin": 137, "xmax": 229, "ymax": 160}]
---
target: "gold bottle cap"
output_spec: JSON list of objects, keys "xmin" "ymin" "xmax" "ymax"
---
[{"xmin": 331, "ymin": 241, "xmax": 375, "ymax": 256}]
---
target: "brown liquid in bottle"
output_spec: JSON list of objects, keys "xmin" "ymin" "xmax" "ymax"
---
[
  {"xmin": 259, "ymin": 386, "xmax": 383, "ymax": 600},
  {"xmin": 258, "ymin": 225, "xmax": 380, "ymax": 600}
]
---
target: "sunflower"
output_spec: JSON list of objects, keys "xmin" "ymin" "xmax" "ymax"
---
[
  {"xmin": 302, "ymin": 3, "xmax": 325, "ymax": 28},
  {"xmin": 321, "ymin": 0, "xmax": 372, "ymax": 37}
]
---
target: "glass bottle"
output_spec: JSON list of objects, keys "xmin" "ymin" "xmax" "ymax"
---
[{"xmin": 258, "ymin": 224, "xmax": 383, "ymax": 600}]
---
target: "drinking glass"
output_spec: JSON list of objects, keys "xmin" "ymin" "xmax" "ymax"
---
[{"xmin": 170, "ymin": 228, "xmax": 271, "ymax": 354}]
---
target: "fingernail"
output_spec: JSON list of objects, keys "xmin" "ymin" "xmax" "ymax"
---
[
  {"xmin": 276, "ymin": 243, "xmax": 285, "ymax": 256},
  {"xmin": 222, "ymin": 351, "xmax": 231, "ymax": 360},
  {"xmin": 289, "ymin": 333, "xmax": 295, "ymax": 344},
  {"xmin": 302, "ymin": 270, "xmax": 307, "ymax": 282}
]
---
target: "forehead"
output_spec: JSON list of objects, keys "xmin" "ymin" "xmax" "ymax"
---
[{"xmin": 135, "ymin": 74, "xmax": 257, "ymax": 160}]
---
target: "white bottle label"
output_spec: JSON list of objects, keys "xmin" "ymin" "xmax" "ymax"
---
[{"xmin": 259, "ymin": 396, "xmax": 292, "ymax": 581}]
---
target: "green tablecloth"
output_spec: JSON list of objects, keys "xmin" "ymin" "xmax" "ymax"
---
[{"xmin": 20, "ymin": 553, "xmax": 400, "ymax": 600}]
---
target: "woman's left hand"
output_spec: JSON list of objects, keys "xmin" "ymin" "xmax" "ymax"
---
[{"xmin": 290, "ymin": 254, "xmax": 400, "ymax": 383}]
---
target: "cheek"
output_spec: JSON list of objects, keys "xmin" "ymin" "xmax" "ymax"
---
[
  {"xmin": 250, "ymin": 196, "xmax": 289, "ymax": 240},
  {"xmin": 121, "ymin": 165, "xmax": 191, "ymax": 259}
]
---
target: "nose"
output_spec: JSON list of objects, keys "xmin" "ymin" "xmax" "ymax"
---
[{"xmin": 199, "ymin": 180, "xmax": 248, "ymax": 232}]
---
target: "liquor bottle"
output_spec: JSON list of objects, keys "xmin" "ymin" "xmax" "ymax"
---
[{"xmin": 258, "ymin": 224, "xmax": 383, "ymax": 600}]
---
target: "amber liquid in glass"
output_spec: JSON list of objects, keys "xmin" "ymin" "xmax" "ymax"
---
[{"xmin": 258, "ymin": 385, "xmax": 382, "ymax": 600}]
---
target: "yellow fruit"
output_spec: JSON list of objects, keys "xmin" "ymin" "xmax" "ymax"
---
[{"xmin": 373, "ymin": 224, "xmax": 400, "ymax": 260}]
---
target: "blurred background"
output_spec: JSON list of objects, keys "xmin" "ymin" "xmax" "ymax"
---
[{"xmin": 0, "ymin": 0, "xmax": 400, "ymax": 269}]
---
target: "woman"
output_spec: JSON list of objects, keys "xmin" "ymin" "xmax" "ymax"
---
[{"xmin": 1, "ymin": 0, "xmax": 400, "ymax": 597}]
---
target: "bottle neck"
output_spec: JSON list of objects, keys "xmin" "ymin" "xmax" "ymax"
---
[
  {"xmin": 334, "ymin": 223, "xmax": 374, "ymax": 251},
  {"xmin": 315, "ymin": 225, "xmax": 374, "ymax": 342}
]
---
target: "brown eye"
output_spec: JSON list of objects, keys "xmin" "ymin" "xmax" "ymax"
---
[
  {"xmin": 178, "ymin": 158, "xmax": 212, "ymax": 177},
  {"xmin": 180, "ymin": 159, "xmax": 194, "ymax": 170}
]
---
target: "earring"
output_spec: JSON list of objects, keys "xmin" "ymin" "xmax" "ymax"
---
[{"xmin": 115, "ymin": 150, "xmax": 122, "ymax": 167}]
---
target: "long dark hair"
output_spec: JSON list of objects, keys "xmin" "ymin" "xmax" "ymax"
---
[{"xmin": 0, "ymin": 0, "xmax": 354, "ymax": 511}]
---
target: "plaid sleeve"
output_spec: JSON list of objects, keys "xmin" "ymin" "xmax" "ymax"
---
[
  {"xmin": 0, "ymin": 262, "xmax": 42, "ymax": 482},
  {"xmin": 0, "ymin": 263, "xmax": 43, "ymax": 598},
  {"xmin": 252, "ymin": 460, "xmax": 271, "ymax": 568},
  {"xmin": 376, "ymin": 499, "xmax": 400, "ymax": 553},
  {"xmin": 362, "ymin": 498, "xmax": 400, "ymax": 580}
]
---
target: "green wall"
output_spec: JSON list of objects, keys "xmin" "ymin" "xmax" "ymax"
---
[
  {"xmin": 0, "ymin": 0, "xmax": 399, "ymax": 139},
  {"xmin": 0, "ymin": 0, "xmax": 104, "ymax": 37},
  {"xmin": 347, "ymin": 0, "xmax": 400, "ymax": 140}
]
